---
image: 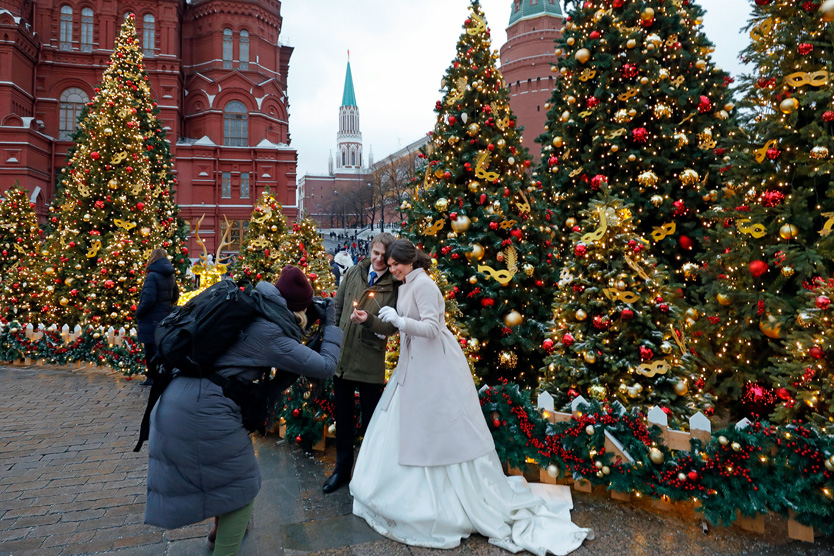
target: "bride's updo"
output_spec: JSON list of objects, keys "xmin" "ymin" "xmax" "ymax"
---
[{"xmin": 385, "ymin": 238, "xmax": 431, "ymax": 271}]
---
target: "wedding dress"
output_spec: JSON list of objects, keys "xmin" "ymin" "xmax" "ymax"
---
[{"xmin": 350, "ymin": 375, "xmax": 593, "ymax": 556}]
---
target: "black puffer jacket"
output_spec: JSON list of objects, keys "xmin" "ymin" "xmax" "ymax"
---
[{"xmin": 135, "ymin": 258, "xmax": 179, "ymax": 343}]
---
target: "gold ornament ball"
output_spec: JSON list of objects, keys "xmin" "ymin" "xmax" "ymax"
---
[
  {"xmin": 821, "ymin": 0, "xmax": 834, "ymax": 22},
  {"xmin": 628, "ymin": 154, "xmax": 637, "ymax": 162},
  {"xmin": 435, "ymin": 197, "xmax": 449, "ymax": 212},
  {"xmin": 566, "ymin": 37, "xmax": 575, "ymax": 46},
  {"xmin": 695, "ymin": 59, "xmax": 707, "ymax": 70},
  {"xmin": 685, "ymin": 308, "xmax": 700, "ymax": 320},
  {"xmin": 780, "ymin": 98, "xmax": 799, "ymax": 114},
  {"xmin": 627, "ymin": 386, "xmax": 639, "ymax": 398},
  {"xmin": 465, "ymin": 243, "xmax": 485, "ymax": 261},
  {"xmin": 602, "ymin": 465, "xmax": 611, "ymax": 475},
  {"xmin": 565, "ymin": 217, "xmax": 577, "ymax": 227},
  {"xmin": 584, "ymin": 352, "xmax": 598, "ymax": 364},
  {"xmin": 640, "ymin": 77, "xmax": 650, "ymax": 85},
  {"xmin": 628, "ymin": 108, "xmax": 638, "ymax": 117},
  {"xmin": 638, "ymin": 171, "xmax": 659, "ymax": 187},
  {"xmin": 64, "ymin": 277, "xmax": 74, "ymax": 286},
  {"xmin": 660, "ymin": 342, "xmax": 673, "ymax": 355},
  {"xmin": 759, "ymin": 314, "xmax": 782, "ymax": 339},
  {"xmin": 552, "ymin": 136, "xmax": 564, "ymax": 148},
  {"xmin": 811, "ymin": 145, "xmax": 830, "ymax": 159},
  {"xmin": 567, "ymin": 95, "xmax": 577, "ymax": 105},
  {"xmin": 782, "ymin": 266, "xmax": 795, "ymax": 277},
  {"xmin": 779, "ymin": 223, "xmax": 798, "ymax": 240},
  {"xmin": 680, "ymin": 168, "xmax": 700, "ymax": 186},
  {"xmin": 45, "ymin": 267, "xmax": 54, "ymax": 275},
  {"xmin": 626, "ymin": 38, "xmax": 637, "ymax": 49},
  {"xmin": 585, "ymin": 424, "xmax": 595, "ymax": 435},
  {"xmin": 641, "ymin": 7, "xmax": 655, "ymax": 20},
  {"xmin": 654, "ymin": 103, "xmax": 672, "ymax": 118},
  {"xmin": 450, "ymin": 215, "xmax": 471, "ymax": 233},
  {"xmin": 467, "ymin": 123, "xmax": 480, "ymax": 137},
  {"xmin": 108, "ymin": 178, "xmax": 118, "ymax": 189},
  {"xmin": 469, "ymin": 275, "xmax": 478, "ymax": 284},
  {"xmin": 104, "ymin": 127, "xmax": 113, "ymax": 136},
  {"xmin": 674, "ymin": 132, "xmax": 689, "ymax": 148},
  {"xmin": 731, "ymin": 442, "xmax": 742, "ymax": 452},
  {"xmin": 650, "ymin": 195, "xmax": 664, "ymax": 207},
  {"xmin": 825, "ymin": 458, "xmax": 834, "ymax": 472},
  {"xmin": 674, "ymin": 380, "xmax": 689, "ymax": 396},
  {"xmin": 546, "ymin": 464, "xmax": 560, "ymax": 478},
  {"xmin": 575, "ymin": 49, "xmax": 591, "ymax": 64},
  {"xmin": 467, "ymin": 181, "xmax": 480, "ymax": 193},
  {"xmin": 503, "ymin": 310, "xmax": 523, "ymax": 328},
  {"xmin": 522, "ymin": 263, "xmax": 534, "ymax": 276},
  {"xmin": 560, "ymin": 111, "xmax": 570, "ymax": 123},
  {"xmin": 271, "ymin": 225, "xmax": 278, "ymax": 232},
  {"xmin": 716, "ymin": 293, "xmax": 732, "ymax": 306},
  {"xmin": 59, "ymin": 297, "xmax": 69, "ymax": 306},
  {"xmin": 140, "ymin": 227, "xmax": 151, "ymax": 237},
  {"xmin": 646, "ymin": 34, "xmax": 662, "ymax": 47},
  {"xmin": 618, "ymin": 383, "xmax": 629, "ymax": 394},
  {"xmin": 614, "ymin": 109, "xmax": 631, "ymax": 123},
  {"xmin": 327, "ymin": 424, "xmax": 337, "ymax": 435},
  {"xmin": 649, "ymin": 447, "xmax": 664, "ymax": 464},
  {"xmin": 575, "ymin": 309, "xmax": 588, "ymax": 321}
]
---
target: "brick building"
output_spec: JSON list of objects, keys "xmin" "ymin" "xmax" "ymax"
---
[
  {"xmin": 500, "ymin": 0, "xmax": 564, "ymax": 160},
  {"xmin": 0, "ymin": 0, "xmax": 297, "ymax": 254}
]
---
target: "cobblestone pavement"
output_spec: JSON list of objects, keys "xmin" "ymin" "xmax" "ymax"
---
[{"xmin": 1, "ymin": 364, "xmax": 832, "ymax": 556}]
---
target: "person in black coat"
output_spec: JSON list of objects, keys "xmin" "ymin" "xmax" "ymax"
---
[{"xmin": 136, "ymin": 248, "xmax": 179, "ymax": 386}]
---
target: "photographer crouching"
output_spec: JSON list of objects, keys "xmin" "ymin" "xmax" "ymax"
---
[{"xmin": 144, "ymin": 266, "xmax": 343, "ymax": 556}]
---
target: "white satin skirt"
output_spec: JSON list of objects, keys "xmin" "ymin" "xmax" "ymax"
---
[{"xmin": 350, "ymin": 382, "xmax": 593, "ymax": 555}]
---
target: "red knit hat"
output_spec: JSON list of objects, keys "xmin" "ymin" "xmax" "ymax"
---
[{"xmin": 275, "ymin": 265, "xmax": 314, "ymax": 311}]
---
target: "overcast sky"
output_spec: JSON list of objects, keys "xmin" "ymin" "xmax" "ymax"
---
[{"xmin": 279, "ymin": 0, "xmax": 753, "ymax": 179}]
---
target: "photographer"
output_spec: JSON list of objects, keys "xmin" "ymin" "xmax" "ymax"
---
[{"xmin": 145, "ymin": 266, "xmax": 343, "ymax": 556}]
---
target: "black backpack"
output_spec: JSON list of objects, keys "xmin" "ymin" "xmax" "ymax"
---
[{"xmin": 134, "ymin": 279, "xmax": 261, "ymax": 451}]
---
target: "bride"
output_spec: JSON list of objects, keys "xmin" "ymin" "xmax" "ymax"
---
[{"xmin": 350, "ymin": 238, "xmax": 592, "ymax": 555}]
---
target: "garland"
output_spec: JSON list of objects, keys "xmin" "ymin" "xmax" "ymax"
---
[
  {"xmin": 0, "ymin": 321, "xmax": 145, "ymax": 376},
  {"xmin": 479, "ymin": 381, "xmax": 834, "ymax": 534}
]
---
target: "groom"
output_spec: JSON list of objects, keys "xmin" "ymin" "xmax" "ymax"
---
[{"xmin": 323, "ymin": 232, "xmax": 399, "ymax": 494}]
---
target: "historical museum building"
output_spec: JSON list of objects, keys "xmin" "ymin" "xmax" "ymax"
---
[
  {"xmin": 0, "ymin": 0, "xmax": 297, "ymax": 254},
  {"xmin": 500, "ymin": 0, "xmax": 563, "ymax": 159}
]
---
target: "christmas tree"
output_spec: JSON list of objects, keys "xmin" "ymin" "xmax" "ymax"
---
[
  {"xmin": 44, "ymin": 14, "xmax": 189, "ymax": 327},
  {"xmin": 234, "ymin": 190, "xmax": 288, "ymax": 284},
  {"xmin": 402, "ymin": 0, "xmax": 557, "ymax": 388},
  {"xmin": 536, "ymin": 0, "xmax": 735, "ymax": 292},
  {"xmin": 541, "ymin": 197, "xmax": 710, "ymax": 418},
  {"xmin": 689, "ymin": 0, "xmax": 834, "ymax": 422},
  {"xmin": 0, "ymin": 185, "xmax": 48, "ymax": 324},
  {"xmin": 274, "ymin": 218, "xmax": 336, "ymax": 297}
]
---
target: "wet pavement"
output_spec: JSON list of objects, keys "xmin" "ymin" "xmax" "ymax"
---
[{"xmin": 1, "ymin": 363, "xmax": 832, "ymax": 556}]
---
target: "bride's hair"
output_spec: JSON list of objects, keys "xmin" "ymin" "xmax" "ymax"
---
[{"xmin": 386, "ymin": 238, "xmax": 431, "ymax": 270}]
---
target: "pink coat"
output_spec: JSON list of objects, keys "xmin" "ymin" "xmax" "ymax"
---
[{"xmin": 378, "ymin": 268, "xmax": 495, "ymax": 466}]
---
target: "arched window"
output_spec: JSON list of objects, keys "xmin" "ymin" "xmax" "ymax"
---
[
  {"xmin": 81, "ymin": 8, "xmax": 93, "ymax": 52},
  {"xmin": 341, "ymin": 150, "xmax": 346, "ymax": 166},
  {"xmin": 350, "ymin": 114, "xmax": 354, "ymax": 131},
  {"xmin": 239, "ymin": 30, "xmax": 249, "ymax": 70},
  {"xmin": 351, "ymin": 150, "xmax": 356, "ymax": 166},
  {"xmin": 223, "ymin": 28, "xmax": 233, "ymax": 69},
  {"xmin": 59, "ymin": 88, "xmax": 89, "ymax": 140},
  {"xmin": 60, "ymin": 6, "xmax": 73, "ymax": 50},
  {"xmin": 143, "ymin": 15, "xmax": 155, "ymax": 57},
  {"xmin": 224, "ymin": 101, "xmax": 248, "ymax": 146}
]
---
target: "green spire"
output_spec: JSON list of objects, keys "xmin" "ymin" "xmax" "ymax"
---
[
  {"xmin": 341, "ymin": 60, "xmax": 357, "ymax": 107},
  {"xmin": 508, "ymin": 0, "xmax": 563, "ymax": 27}
]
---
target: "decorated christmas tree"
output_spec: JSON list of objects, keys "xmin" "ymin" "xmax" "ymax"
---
[
  {"xmin": 234, "ymin": 190, "xmax": 288, "ymax": 284},
  {"xmin": 0, "ymin": 185, "xmax": 48, "ymax": 324},
  {"xmin": 274, "ymin": 218, "xmax": 336, "ymax": 297},
  {"xmin": 402, "ymin": 0, "xmax": 557, "ymax": 388},
  {"xmin": 541, "ymin": 196, "xmax": 710, "ymax": 418},
  {"xmin": 690, "ymin": 0, "xmax": 834, "ymax": 422},
  {"xmin": 44, "ymin": 14, "xmax": 188, "ymax": 327},
  {"xmin": 536, "ymin": 0, "xmax": 735, "ymax": 293}
]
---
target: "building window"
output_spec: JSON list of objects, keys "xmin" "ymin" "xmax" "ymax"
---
[
  {"xmin": 351, "ymin": 150, "xmax": 356, "ymax": 166},
  {"xmin": 59, "ymin": 88, "xmax": 89, "ymax": 140},
  {"xmin": 241, "ymin": 172, "xmax": 250, "ymax": 198},
  {"xmin": 240, "ymin": 30, "xmax": 249, "ymax": 70},
  {"xmin": 143, "ymin": 15, "xmax": 155, "ymax": 57},
  {"xmin": 222, "ymin": 172, "xmax": 232, "ymax": 198},
  {"xmin": 341, "ymin": 150, "xmax": 346, "ymax": 166},
  {"xmin": 223, "ymin": 28, "xmax": 233, "ymax": 69},
  {"xmin": 224, "ymin": 101, "xmax": 248, "ymax": 146},
  {"xmin": 531, "ymin": 0, "xmax": 538, "ymax": 5},
  {"xmin": 60, "ymin": 6, "xmax": 73, "ymax": 50},
  {"xmin": 514, "ymin": 0, "xmax": 521, "ymax": 12},
  {"xmin": 80, "ymin": 8, "xmax": 93, "ymax": 52},
  {"xmin": 220, "ymin": 219, "xmax": 248, "ymax": 251}
]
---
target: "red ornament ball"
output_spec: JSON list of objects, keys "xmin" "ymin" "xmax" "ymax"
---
[
  {"xmin": 679, "ymin": 235, "xmax": 694, "ymax": 250},
  {"xmin": 136, "ymin": 202, "xmax": 145, "ymax": 211},
  {"xmin": 798, "ymin": 43, "xmax": 813, "ymax": 56},
  {"xmin": 775, "ymin": 387, "xmax": 791, "ymax": 400},
  {"xmin": 542, "ymin": 338, "xmax": 554, "ymax": 350},
  {"xmin": 766, "ymin": 147, "xmax": 781, "ymax": 160},
  {"xmin": 292, "ymin": 408, "xmax": 300, "ymax": 418},
  {"xmin": 632, "ymin": 127, "xmax": 648, "ymax": 143},
  {"xmin": 687, "ymin": 471, "xmax": 700, "ymax": 482},
  {"xmin": 621, "ymin": 308, "xmax": 634, "ymax": 320},
  {"xmin": 492, "ymin": 418, "xmax": 501, "ymax": 428},
  {"xmin": 749, "ymin": 260, "xmax": 769, "ymax": 277},
  {"xmin": 697, "ymin": 96, "xmax": 712, "ymax": 113},
  {"xmin": 809, "ymin": 346, "xmax": 824, "ymax": 359},
  {"xmin": 481, "ymin": 298, "xmax": 495, "ymax": 307},
  {"xmin": 574, "ymin": 244, "xmax": 587, "ymax": 257},
  {"xmin": 295, "ymin": 435, "xmax": 303, "ymax": 444},
  {"xmin": 104, "ymin": 280, "xmax": 115, "ymax": 289},
  {"xmin": 589, "ymin": 30, "xmax": 601, "ymax": 40},
  {"xmin": 562, "ymin": 333, "xmax": 575, "ymax": 346},
  {"xmin": 90, "ymin": 151, "xmax": 100, "ymax": 160},
  {"xmin": 823, "ymin": 111, "xmax": 834, "ymax": 122},
  {"xmin": 816, "ymin": 295, "xmax": 831, "ymax": 309}
]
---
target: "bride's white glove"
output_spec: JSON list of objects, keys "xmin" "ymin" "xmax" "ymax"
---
[{"xmin": 378, "ymin": 306, "xmax": 405, "ymax": 329}]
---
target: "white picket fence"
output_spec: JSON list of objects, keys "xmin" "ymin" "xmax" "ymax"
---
[{"xmin": 0, "ymin": 321, "xmax": 137, "ymax": 367}]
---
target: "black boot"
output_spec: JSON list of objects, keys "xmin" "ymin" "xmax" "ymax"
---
[{"xmin": 322, "ymin": 467, "xmax": 351, "ymax": 494}]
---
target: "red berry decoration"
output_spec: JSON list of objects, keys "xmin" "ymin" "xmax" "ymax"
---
[
  {"xmin": 562, "ymin": 333, "xmax": 575, "ymax": 346},
  {"xmin": 749, "ymin": 260, "xmax": 769, "ymax": 277},
  {"xmin": 591, "ymin": 174, "xmax": 608, "ymax": 189},
  {"xmin": 798, "ymin": 43, "xmax": 813, "ymax": 55},
  {"xmin": 766, "ymin": 147, "xmax": 781, "ymax": 160},
  {"xmin": 621, "ymin": 63, "xmax": 638, "ymax": 79},
  {"xmin": 816, "ymin": 295, "xmax": 831, "ymax": 309},
  {"xmin": 639, "ymin": 346, "xmax": 653, "ymax": 360},
  {"xmin": 480, "ymin": 298, "xmax": 495, "ymax": 307},
  {"xmin": 632, "ymin": 127, "xmax": 648, "ymax": 143},
  {"xmin": 697, "ymin": 95, "xmax": 712, "ymax": 113}
]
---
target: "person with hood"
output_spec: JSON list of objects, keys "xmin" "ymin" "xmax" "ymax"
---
[
  {"xmin": 350, "ymin": 239, "xmax": 592, "ymax": 555},
  {"xmin": 136, "ymin": 248, "xmax": 179, "ymax": 386},
  {"xmin": 322, "ymin": 232, "xmax": 398, "ymax": 494},
  {"xmin": 144, "ymin": 265, "xmax": 343, "ymax": 556},
  {"xmin": 333, "ymin": 249, "xmax": 354, "ymax": 276}
]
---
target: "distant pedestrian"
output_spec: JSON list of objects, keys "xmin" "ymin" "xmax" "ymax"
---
[
  {"xmin": 326, "ymin": 252, "xmax": 341, "ymax": 286},
  {"xmin": 136, "ymin": 249, "xmax": 179, "ymax": 387}
]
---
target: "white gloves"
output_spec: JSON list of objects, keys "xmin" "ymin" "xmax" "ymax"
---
[{"xmin": 378, "ymin": 306, "xmax": 404, "ymax": 329}]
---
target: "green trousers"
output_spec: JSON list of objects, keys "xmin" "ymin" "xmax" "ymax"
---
[{"xmin": 212, "ymin": 500, "xmax": 254, "ymax": 556}]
